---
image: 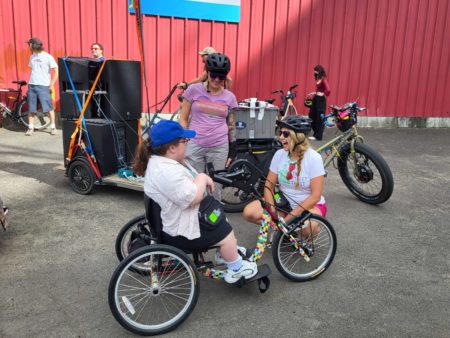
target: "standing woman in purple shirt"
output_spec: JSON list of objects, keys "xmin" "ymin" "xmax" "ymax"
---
[
  {"xmin": 179, "ymin": 53, "xmax": 238, "ymax": 200},
  {"xmin": 308, "ymin": 65, "xmax": 331, "ymax": 141}
]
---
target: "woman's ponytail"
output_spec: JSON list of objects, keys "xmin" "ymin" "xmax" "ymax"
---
[{"xmin": 133, "ymin": 138, "xmax": 151, "ymax": 176}]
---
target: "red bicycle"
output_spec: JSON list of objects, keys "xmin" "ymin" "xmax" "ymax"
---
[{"xmin": 0, "ymin": 80, "xmax": 50, "ymax": 130}]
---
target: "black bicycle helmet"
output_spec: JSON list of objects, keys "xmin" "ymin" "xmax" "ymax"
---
[
  {"xmin": 276, "ymin": 115, "xmax": 312, "ymax": 134},
  {"xmin": 205, "ymin": 53, "xmax": 231, "ymax": 74}
]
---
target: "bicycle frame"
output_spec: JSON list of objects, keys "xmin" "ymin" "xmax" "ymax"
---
[
  {"xmin": 273, "ymin": 84, "xmax": 299, "ymax": 117},
  {"xmin": 0, "ymin": 87, "xmax": 23, "ymax": 119},
  {"xmin": 200, "ymin": 205, "xmax": 311, "ymax": 281},
  {"xmin": 315, "ymin": 126, "xmax": 364, "ymax": 168}
]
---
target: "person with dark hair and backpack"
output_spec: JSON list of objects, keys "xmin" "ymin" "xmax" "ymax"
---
[
  {"xmin": 179, "ymin": 53, "xmax": 238, "ymax": 201},
  {"xmin": 243, "ymin": 115, "xmax": 327, "ymax": 236},
  {"xmin": 307, "ymin": 65, "xmax": 331, "ymax": 141},
  {"xmin": 132, "ymin": 120, "xmax": 258, "ymax": 284}
]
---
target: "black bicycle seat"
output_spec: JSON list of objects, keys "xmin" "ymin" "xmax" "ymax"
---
[
  {"xmin": 264, "ymin": 98, "xmax": 276, "ymax": 104},
  {"xmin": 12, "ymin": 80, "xmax": 27, "ymax": 86}
]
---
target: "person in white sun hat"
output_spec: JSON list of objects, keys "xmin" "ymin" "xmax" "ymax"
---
[{"xmin": 178, "ymin": 46, "xmax": 232, "ymax": 90}]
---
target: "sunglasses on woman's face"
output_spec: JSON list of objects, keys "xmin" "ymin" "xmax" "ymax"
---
[
  {"xmin": 91, "ymin": 47, "xmax": 100, "ymax": 50},
  {"xmin": 178, "ymin": 138, "xmax": 190, "ymax": 144},
  {"xmin": 278, "ymin": 130, "xmax": 291, "ymax": 138},
  {"xmin": 209, "ymin": 72, "xmax": 227, "ymax": 80}
]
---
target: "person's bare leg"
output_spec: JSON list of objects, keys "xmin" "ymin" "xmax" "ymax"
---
[
  {"xmin": 216, "ymin": 231, "xmax": 239, "ymax": 262},
  {"xmin": 25, "ymin": 113, "xmax": 36, "ymax": 135},
  {"xmin": 243, "ymin": 200, "xmax": 264, "ymax": 224},
  {"xmin": 299, "ymin": 207, "xmax": 322, "ymax": 239},
  {"xmin": 28, "ymin": 112, "xmax": 35, "ymax": 128},
  {"xmin": 49, "ymin": 110, "xmax": 55, "ymax": 125}
]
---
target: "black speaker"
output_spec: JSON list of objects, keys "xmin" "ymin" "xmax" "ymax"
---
[
  {"xmin": 62, "ymin": 119, "xmax": 140, "ymax": 176},
  {"xmin": 58, "ymin": 57, "xmax": 102, "ymax": 91},
  {"xmin": 100, "ymin": 60, "xmax": 142, "ymax": 120},
  {"xmin": 60, "ymin": 92, "xmax": 98, "ymax": 119}
]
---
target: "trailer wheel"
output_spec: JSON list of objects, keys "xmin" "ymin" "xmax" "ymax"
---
[{"xmin": 68, "ymin": 159, "xmax": 95, "ymax": 195}]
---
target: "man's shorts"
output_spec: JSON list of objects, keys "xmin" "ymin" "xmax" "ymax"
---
[{"xmin": 27, "ymin": 84, "xmax": 53, "ymax": 112}]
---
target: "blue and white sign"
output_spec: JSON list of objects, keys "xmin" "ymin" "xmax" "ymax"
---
[{"xmin": 129, "ymin": 0, "xmax": 240, "ymax": 23}]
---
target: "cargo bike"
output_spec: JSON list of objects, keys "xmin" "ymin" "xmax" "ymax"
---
[
  {"xmin": 63, "ymin": 64, "xmax": 182, "ymax": 195},
  {"xmin": 109, "ymin": 158, "xmax": 337, "ymax": 336}
]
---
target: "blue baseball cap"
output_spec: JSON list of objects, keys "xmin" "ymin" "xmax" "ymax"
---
[{"xmin": 149, "ymin": 120, "xmax": 196, "ymax": 146}]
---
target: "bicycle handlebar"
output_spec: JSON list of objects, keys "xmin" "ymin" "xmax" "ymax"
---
[{"xmin": 321, "ymin": 101, "xmax": 367, "ymax": 127}]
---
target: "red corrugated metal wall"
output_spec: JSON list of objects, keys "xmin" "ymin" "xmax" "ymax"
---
[{"xmin": 1, "ymin": 0, "xmax": 449, "ymax": 117}]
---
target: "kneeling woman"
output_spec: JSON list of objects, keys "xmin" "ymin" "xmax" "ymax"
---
[
  {"xmin": 243, "ymin": 116, "xmax": 327, "ymax": 235},
  {"xmin": 133, "ymin": 120, "xmax": 257, "ymax": 283}
]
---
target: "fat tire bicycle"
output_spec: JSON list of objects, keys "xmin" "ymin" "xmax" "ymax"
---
[
  {"xmin": 317, "ymin": 101, "xmax": 394, "ymax": 204},
  {"xmin": 0, "ymin": 80, "xmax": 50, "ymax": 130},
  {"xmin": 109, "ymin": 159, "xmax": 336, "ymax": 335}
]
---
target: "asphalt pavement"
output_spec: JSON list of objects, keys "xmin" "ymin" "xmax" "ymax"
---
[{"xmin": 0, "ymin": 125, "xmax": 449, "ymax": 338}]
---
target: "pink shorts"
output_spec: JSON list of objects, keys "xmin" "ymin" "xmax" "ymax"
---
[{"xmin": 314, "ymin": 203, "xmax": 327, "ymax": 217}]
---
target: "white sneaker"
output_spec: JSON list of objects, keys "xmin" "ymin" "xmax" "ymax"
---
[
  {"xmin": 308, "ymin": 136, "xmax": 316, "ymax": 140},
  {"xmin": 215, "ymin": 246, "xmax": 247, "ymax": 265},
  {"xmin": 224, "ymin": 260, "xmax": 258, "ymax": 284}
]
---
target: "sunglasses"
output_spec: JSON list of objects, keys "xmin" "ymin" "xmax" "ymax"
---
[
  {"xmin": 278, "ymin": 130, "xmax": 291, "ymax": 138},
  {"xmin": 209, "ymin": 72, "xmax": 227, "ymax": 81},
  {"xmin": 91, "ymin": 47, "xmax": 100, "ymax": 50},
  {"xmin": 178, "ymin": 138, "xmax": 190, "ymax": 144}
]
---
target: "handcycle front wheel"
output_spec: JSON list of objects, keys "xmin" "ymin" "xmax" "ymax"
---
[
  {"xmin": 337, "ymin": 142, "xmax": 394, "ymax": 204},
  {"xmin": 109, "ymin": 244, "xmax": 200, "ymax": 336},
  {"xmin": 17, "ymin": 98, "xmax": 51, "ymax": 130},
  {"xmin": 272, "ymin": 214, "xmax": 336, "ymax": 282}
]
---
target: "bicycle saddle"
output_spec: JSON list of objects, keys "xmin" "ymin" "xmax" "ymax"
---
[
  {"xmin": 264, "ymin": 98, "xmax": 276, "ymax": 104},
  {"xmin": 12, "ymin": 80, "xmax": 27, "ymax": 86}
]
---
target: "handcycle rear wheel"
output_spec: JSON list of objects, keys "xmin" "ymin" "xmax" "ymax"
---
[
  {"xmin": 17, "ymin": 98, "xmax": 51, "ymax": 130},
  {"xmin": 109, "ymin": 245, "xmax": 200, "ymax": 336},
  {"xmin": 272, "ymin": 214, "xmax": 336, "ymax": 282},
  {"xmin": 115, "ymin": 214, "xmax": 155, "ymax": 262},
  {"xmin": 337, "ymin": 142, "xmax": 394, "ymax": 204}
]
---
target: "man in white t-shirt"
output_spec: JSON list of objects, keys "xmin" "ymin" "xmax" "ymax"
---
[{"xmin": 25, "ymin": 37, "xmax": 58, "ymax": 136}]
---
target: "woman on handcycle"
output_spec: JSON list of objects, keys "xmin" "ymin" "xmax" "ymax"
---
[
  {"xmin": 133, "ymin": 119, "xmax": 257, "ymax": 283},
  {"xmin": 243, "ymin": 115, "xmax": 327, "ymax": 234}
]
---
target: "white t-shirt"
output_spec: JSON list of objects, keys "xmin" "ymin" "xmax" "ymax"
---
[
  {"xmin": 144, "ymin": 155, "xmax": 201, "ymax": 240},
  {"xmin": 28, "ymin": 52, "xmax": 58, "ymax": 86},
  {"xmin": 269, "ymin": 148, "xmax": 326, "ymax": 209}
]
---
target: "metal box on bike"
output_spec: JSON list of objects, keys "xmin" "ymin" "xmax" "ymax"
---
[{"xmin": 232, "ymin": 98, "xmax": 279, "ymax": 140}]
